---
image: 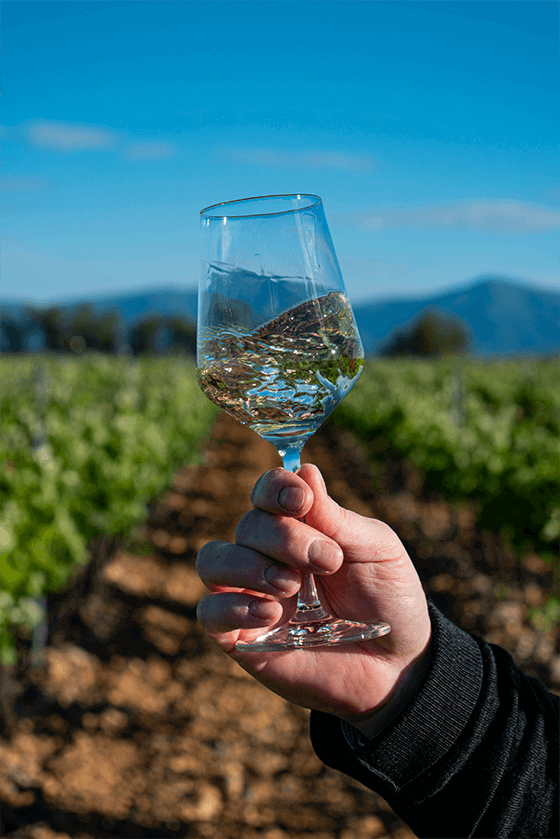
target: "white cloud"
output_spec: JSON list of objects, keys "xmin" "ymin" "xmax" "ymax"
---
[
  {"xmin": 17, "ymin": 119, "xmax": 180, "ymax": 163},
  {"xmin": 26, "ymin": 119, "xmax": 118, "ymax": 151},
  {"xmin": 345, "ymin": 200, "xmax": 560, "ymax": 234},
  {"xmin": 123, "ymin": 140, "xmax": 179, "ymax": 160},
  {"xmin": 221, "ymin": 147, "xmax": 378, "ymax": 173}
]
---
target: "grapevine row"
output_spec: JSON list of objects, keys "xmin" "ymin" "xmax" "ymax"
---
[
  {"xmin": 331, "ymin": 356, "xmax": 559, "ymax": 558},
  {"xmin": 0, "ymin": 354, "xmax": 218, "ymax": 664},
  {"xmin": 1, "ymin": 354, "xmax": 558, "ymax": 664}
]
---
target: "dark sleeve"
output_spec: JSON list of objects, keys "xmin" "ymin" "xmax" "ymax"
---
[{"xmin": 309, "ymin": 602, "xmax": 559, "ymax": 839}]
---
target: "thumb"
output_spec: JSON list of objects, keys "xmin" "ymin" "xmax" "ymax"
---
[
  {"xmin": 297, "ymin": 463, "xmax": 344, "ymax": 536},
  {"xmin": 299, "ymin": 463, "xmax": 403, "ymax": 564}
]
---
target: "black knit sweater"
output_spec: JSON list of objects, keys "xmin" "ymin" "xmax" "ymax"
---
[{"xmin": 310, "ymin": 603, "xmax": 559, "ymax": 838}]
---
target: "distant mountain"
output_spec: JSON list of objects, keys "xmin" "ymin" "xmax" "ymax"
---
[
  {"xmin": 0, "ymin": 287, "xmax": 199, "ymax": 330},
  {"xmin": 353, "ymin": 277, "xmax": 560, "ymax": 357},
  {"xmin": 1, "ymin": 277, "xmax": 558, "ymax": 357},
  {"xmin": 85, "ymin": 288, "xmax": 199, "ymax": 328}
]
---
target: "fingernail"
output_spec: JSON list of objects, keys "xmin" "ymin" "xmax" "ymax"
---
[
  {"xmin": 264, "ymin": 565, "xmax": 300, "ymax": 593},
  {"xmin": 248, "ymin": 599, "xmax": 279, "ymax": 620},
  {"xmin": 308, "ymin": 540, "xmax": 343, "ymax": 573},
  {"xmin": 278, "ymin": 486, "xmax": 305, "ymax": 512}
]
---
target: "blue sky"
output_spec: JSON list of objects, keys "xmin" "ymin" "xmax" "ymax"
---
[{"xmin": 2, "ymin": 0, "xmax": 558, "ymax": 304}]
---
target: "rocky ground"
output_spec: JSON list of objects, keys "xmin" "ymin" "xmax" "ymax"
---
[{"xmin": 1, "ymin": 412, "xmax": 558, "ymax": 839}]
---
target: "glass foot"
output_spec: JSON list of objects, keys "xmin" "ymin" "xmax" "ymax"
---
[{"xmin": 235, "ymin": 617, "xmax": 391, "ymax": 652}]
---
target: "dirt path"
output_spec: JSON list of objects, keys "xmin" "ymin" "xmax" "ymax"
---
[{"xmin": 1, "ymin": 413, "xmax": 558, "ymax": 839}]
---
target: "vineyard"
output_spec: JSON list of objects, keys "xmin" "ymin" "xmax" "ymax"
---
[
  {"xmin": 1, "ymin": 354, "xmax": 558, "ymax": 665},
  {"xmin": 335, "ymin": 356, "xmax": 560, "ymax": 557},
  {"xmin": 0, "ymin": 352, "xmax": 559, "ymax": 839},
  {"xmin": 0, "ymin": 355, "xmax": 218, "ymax": 664}
]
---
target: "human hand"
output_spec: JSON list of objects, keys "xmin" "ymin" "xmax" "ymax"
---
[{"xmin": 196, "ymin": 464, "xmax": 432, "ymax": 736}]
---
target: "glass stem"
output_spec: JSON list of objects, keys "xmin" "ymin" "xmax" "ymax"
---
[
  {"xmin": 292, "ymin": 572, "xmax": 331, "ymax": 624},
  {"xmin": 281, "ymin": 446, "xmax": 303, "ymax": 474},
  {"xmin": 281, "ymin": 446, "xmax": 332, "ymax": 624}
]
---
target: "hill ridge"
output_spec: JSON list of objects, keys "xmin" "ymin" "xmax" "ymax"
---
[{"xmin": 2, "ymin": 276, "xmax": 558, "ymax": 357}]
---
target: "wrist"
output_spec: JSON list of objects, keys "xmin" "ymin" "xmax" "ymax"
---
[{"xmin": 342, "ymin": 641, "xmax": 432, "ymax": 742}]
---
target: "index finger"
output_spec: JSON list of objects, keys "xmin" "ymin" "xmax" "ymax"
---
[{"xmin": 250, "ymin": 467, "xmax": 315, "ymax": 518}]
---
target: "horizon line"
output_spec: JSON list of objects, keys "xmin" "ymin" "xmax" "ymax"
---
[{"xmin": 1, "ymin": 274, "xmax": 558, "ymax": 308}]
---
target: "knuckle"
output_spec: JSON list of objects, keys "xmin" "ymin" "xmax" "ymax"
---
[
  {"xmin": 249, "ymin": 474, "xmax": 264, "ymax": 506},
  {"xmin": 234, "ymin": 511, "xmax": 253, "ymax": 543},
  {"xmin": 235, "ymin": 508, "xmax": 269, "ymax": 544},
  {"xmin": 195, "ymin": 593, "xmax": 212, "ymax": 624},
  {"xmin": 196, "ymin": 539, "xmax": 216, "ymax": 567},
  {"xmin": 195, "ymin": 540, "xmax": 227, "ymax": 579},
  {"xmin": 195, "ymin": 544, "xmax": 209, "ymax": 575},
  {"xmin": 375, "ymin": 519, "xmax": 398, "ymax": 542},
  {"xmin": 250, "ymin": 468, "xmax": 278, "ymax": 500},
  {"xmin": 370, "ymin": 519, "xmax": 404, "ymax": 559}
]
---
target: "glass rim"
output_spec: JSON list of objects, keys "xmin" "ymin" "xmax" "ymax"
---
[{"xmin": 200, "ymin": 193, "xmax": 322, "ymax": 219}]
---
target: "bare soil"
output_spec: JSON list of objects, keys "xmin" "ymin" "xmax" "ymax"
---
[{"xmin": 1, "ymin": 413, "xmax": 558, "ymax": 839}]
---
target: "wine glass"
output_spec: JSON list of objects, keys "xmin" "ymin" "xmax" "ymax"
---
[{"xmin": 196, "ymin": 194, "xmax": 390, "ymax": 651}]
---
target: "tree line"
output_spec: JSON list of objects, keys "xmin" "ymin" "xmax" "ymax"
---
[
  {"xmin": 0, "ymin": 304, "xmax": 197, "ymax": 355},
  {"xmin": 1, "ymin": 303, "xmax": 469, "ymax": 358}
]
